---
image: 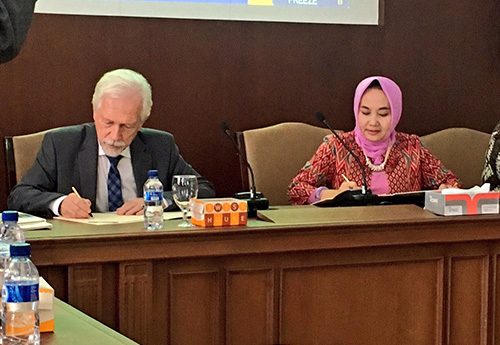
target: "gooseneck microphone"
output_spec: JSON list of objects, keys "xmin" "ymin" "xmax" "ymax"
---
[
  {"xmin": 221, "ymin": 122, "xmax": 257, "ymax": 199},
  {"xmin": 315, "ymin": 112, "xmax": 370, "ymax": 195},
  {"xmin": 315, "ymin": 112, "xmax": 375, "ymax": 207},
  {"xmin": 220, "ymin": 122, "xmax": 269, "ymax": 216}
]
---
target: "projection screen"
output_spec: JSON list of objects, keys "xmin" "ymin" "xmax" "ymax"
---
[{"xmin": 35, "ymin": 0, "xmax": 380, "ymax": 25}]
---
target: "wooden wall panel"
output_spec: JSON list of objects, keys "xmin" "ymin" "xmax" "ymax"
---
[
  {"xmin": 226, "ymin": 268, "xmax": 274, "ymax": 345},
  {"xmin": 0, "ymin": 1, "xmax": 499, "ymax": 209},
  {"xmin": 448, "ymin": 256, "xmax": 489, "ymax": 345},
  {"xmin": 280, "ymin": 260, "xmax": 443, "ymax": 345},
  {"xmin": 68, "ymin": 264, "xmax": 103, "ymax": 319},
  {"xmin": 119, "ymin": 262, "xmax": 153, "ymax": 344},
  {"xmin": 169, "ymin": 270, "xmax": 220, "ymax": 345}
]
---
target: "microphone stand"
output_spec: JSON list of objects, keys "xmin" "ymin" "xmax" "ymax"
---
[
  {"xmin": 314, "ymin": 112, "xmax": 376, "ymax": 207},
  {"xmin": 221, "ymin": 122, "xmax": 269, "ymax": 216}
]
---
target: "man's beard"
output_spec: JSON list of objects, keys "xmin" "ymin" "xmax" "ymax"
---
[{"xmin": 101, "ymin": 138, "xmax": 127, "ymax": 157}]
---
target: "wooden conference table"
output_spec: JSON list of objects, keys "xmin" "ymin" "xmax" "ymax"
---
[{"xmin": 25, "ymin": 205, "xmax": 500, "ymax": 345}]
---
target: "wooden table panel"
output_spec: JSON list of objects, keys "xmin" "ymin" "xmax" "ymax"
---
[
  {"xmin": 280, "ymin": 260, "xmax": 442, "ymax": 345},
  {"xmin": 226, "ymin": 268, "xmax": 274, "ymax": 345},
  {"xmin": 449, "ymin": 256, "xmax": 489, "ymax": 345},
  {"xmin": 169, "ymin": 270, "xmax": 220, "ymax": 345}
]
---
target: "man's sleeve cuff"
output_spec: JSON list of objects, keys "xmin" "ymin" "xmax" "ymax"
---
[
  {"xmin": 163, "ymin": 198, "xmax": 173, "ymax": 209},
  {"xmin": 50, "ymin": 195, "xmax": 67, "ymax": 216}
]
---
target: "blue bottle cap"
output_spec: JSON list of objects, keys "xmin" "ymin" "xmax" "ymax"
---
[
  {"xmin": 148, "ymin": 170, "xmax": 158, "ymax": 177},
  {"xmin": 2, "ymin": 211, "xmax": 18, "ymax": 222},
  {"xmin": 10, "ymin": 243, "xmax": 30, "ymax": 257}
]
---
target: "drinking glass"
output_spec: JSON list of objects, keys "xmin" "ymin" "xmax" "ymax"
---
[{"xmin": 172, "ymin": 175, "xmax": 198, "ymax": 227}]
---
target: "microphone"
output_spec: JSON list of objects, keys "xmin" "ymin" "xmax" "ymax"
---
[
  {"xmin": 221, "ymin": 122, "xmax": 257, "ymax": 199},
  {"xmin": 220, "ymin": 122, "xmax": 269, "ymax": 216},
  {"xmin": 314, "ymin": 112, "xmax": 375, "ymax": 207}
]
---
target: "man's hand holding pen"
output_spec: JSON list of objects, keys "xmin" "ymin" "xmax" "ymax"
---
[{"xmin": 59, "ymin": 187, "xmax": 93, "ymax": 219}]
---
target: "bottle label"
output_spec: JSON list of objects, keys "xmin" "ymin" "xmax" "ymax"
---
[
  {"xmin": 144, "ymin": 191, "xmax": 163, "ymax": 202},
  {"xmin": 2, "ymin": 283, "xmax": 39, "ymax": 303}
]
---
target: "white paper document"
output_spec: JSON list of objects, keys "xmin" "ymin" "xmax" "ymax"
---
[{"xmin": 56, "ymin": 211, "xmax": 186, "ymax": 225}]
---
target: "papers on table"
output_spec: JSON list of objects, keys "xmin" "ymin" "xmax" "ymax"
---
[
  {"xmin": 440, "ymin": 183, "xmax": 490, "ymax": 195},
  {"xmin": 0, "ymin": 212, "xmax": 53, "ymax": 231},
  {"xmin": 56, "ymin": 211, "xmax": 187, "ymax": 225}
]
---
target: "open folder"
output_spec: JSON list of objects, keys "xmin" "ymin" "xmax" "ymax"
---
[{"xmin": 313, "ymin": 190, "xmax": 425, "ymax": 208}]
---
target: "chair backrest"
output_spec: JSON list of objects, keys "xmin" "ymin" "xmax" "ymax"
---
[
  {"xmin": 236, "ymin": 122, "xmax": 333, "ymax": 206},
  {"xmin": 420, "ymin": 127, "xmax": 490, "ymax": 189},
  {"xmin": 5, "ymin": 129, "xmax": 54, "ymax": 191}
]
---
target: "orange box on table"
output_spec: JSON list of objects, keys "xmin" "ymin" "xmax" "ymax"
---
[{"xmin": 191, "ymin": 198, "xmax": 247, "ymax": 227}]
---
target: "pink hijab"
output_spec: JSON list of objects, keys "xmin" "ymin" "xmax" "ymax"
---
[
  {"xmin": 353, "ymin": 76, "xmax": 402, "ymax": 165},
  {"xmin": 353, "ymin": 76, "xmax": 402, "ymax": 194}
]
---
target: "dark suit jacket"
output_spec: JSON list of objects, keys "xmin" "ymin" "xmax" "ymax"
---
[
  {"xmin": 0, "ymin": 0, "xmax": 37, "ymax": 63},
  {"xmin": 7, "ymin": 123, "xmax": 216, "ymax": 217}
]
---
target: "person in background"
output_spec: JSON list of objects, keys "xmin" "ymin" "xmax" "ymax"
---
[
  {"xmin": 482, "ymin": 122, "xmax": 500, "ymax": 191},
  {"xmin": 288, "ymin": 76, "xmax": 460, "ymax": 205},
  {"xmin": 0, "ymin": 0, "xmax": 37, "ymax": 63},
  {"xmin": 8, "ymin": 68, "xmax": 216, "ymax": 218}
]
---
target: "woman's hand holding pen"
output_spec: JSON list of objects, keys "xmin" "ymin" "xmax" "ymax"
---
[
  {"xmin": 339, "ymin": 174, "xmax": 360, "ymax": 192},
  {"xmin": 60, "ymin": 192, "xmax": 92, "ymax": 219},
  {"xmin": 319, "ymin": 174, "xmax": 360, "ymax": 200},
  {"xmin": 338, "ymin": 181, "xmax": 360, "ymax": 192}
]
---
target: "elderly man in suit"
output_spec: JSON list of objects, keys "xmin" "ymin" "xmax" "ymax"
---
[{"xmin": 8, "ymin": 69, "xmax": 216, "ymax": 218}]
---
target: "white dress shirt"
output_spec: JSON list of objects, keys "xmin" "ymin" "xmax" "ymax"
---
[{"xmin": 50, "ymin": 144, "xmax": 138, "ymax": 215}]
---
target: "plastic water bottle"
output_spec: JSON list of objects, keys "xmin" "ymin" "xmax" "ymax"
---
[
  {"xmin": 0, "ymin": 211, "xmax": 25, "ymax": 254},
  {"xmin": 143, "ymin": 170, "xmax": 164, "ymax": 230},
  {"xmin": 0, "ymin": 211, "xmax": 26, "ymax": 290},
  {"xmin": 0, "ymin": 212, "xmax": 17, "ymax": 283},
  {"xmin": 0, "ymin": 211, "xmax": 26, "ymax": 341},
  {"xmin": 2, "ymin": 243, "xmax": 39, "ymax": 345}
]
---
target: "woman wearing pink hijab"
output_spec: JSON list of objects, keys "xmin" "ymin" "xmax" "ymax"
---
[{"xmin": 288, "ymin": 76, "xmax": 460, "ymax": 205}]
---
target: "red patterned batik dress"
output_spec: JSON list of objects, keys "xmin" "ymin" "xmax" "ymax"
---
[{"xmin": 287, "ymin": 131, "xmax": 460, "ymax": 205}]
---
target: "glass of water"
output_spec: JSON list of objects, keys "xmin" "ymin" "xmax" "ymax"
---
[{"xmin": 172, "ymin": 175, "xmax": 198, "ymax": 227}]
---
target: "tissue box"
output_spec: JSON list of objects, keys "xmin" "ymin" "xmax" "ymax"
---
[
  {"xmin": 191, "ymin": 198, "xmax": 247, "ymax": 227},
  {"xmin": 424, "ymin": 191, "xmax": 500, "ymax": 216},
  {"xmin": 39, "ymin": 277, "xmax": 54, "ymax": 332}
]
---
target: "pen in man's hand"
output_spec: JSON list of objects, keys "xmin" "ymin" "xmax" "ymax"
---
[{"xmin": 71, "ymin": 186, "xmax": 93, "ymax": 217}]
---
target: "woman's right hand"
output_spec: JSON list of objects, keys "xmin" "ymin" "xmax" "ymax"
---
[
  {"xmin": 339, "ymin": 181, "xmax": 360, "ymax": 192},
  {"xmin": 320, "ymin": 181, "xmax": 360, "ymax": 200}
]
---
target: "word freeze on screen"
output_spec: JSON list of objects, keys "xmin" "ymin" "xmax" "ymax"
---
[{"xmin": 35, "ymin": 0, "xmax": 379, "ymax": 25}]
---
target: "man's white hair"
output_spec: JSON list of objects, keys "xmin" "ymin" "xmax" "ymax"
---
[{"xmin": 92, "ymin": 69, "xmax": 153, "ymax": 122}]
